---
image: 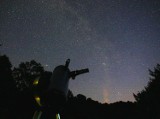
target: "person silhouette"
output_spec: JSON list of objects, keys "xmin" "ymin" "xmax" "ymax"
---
[{"xmin": 33, "ymin": 59, "xmax": 89, "ymax": 119}]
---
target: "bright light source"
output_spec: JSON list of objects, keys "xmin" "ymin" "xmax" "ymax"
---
[
  {"xmin": 56, "ymin": 113, "xmax": 60, "ymax": 119},
  {"xmin": 35, "ymin": 96, "xmax": 41, "ymax": 106},
  {"xmin": 33, "ymin": 77, "xmax": 40, "ymax": 85}
]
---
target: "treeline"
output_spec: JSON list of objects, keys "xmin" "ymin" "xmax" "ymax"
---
[
  {"xmin": 63, "ymin": 95, "xmax": 136, "ymax": 119},
  {"xmin": 0, "ymin": 55, "xmax": 160, "ymax": 119}
]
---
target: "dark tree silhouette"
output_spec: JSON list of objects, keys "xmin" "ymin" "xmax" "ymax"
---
[
  {"xmin": 134, "ymin": 64, "xmax": 160, "ymax": 119},
  {"xmin": 0, "ymin": 55, "xmax": 17, "ymax": 118},
  {"xmin": 76, "ymin": 94, "xmax": 87, "ymax": 102},
  {"xmin": 12, "ymin": 60, "xmax": 44, "ymax": 91},
  {"xmin": 0, "ymin": 55, "xmax": 13, "ymax": 91}
]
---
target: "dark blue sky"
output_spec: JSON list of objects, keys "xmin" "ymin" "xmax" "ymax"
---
[{"xmin": 1, "ymin": 0, "xmax": 160, "ymax": 103}]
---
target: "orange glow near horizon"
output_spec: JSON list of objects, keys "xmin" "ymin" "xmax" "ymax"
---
[{"xmin": 103, "ymin": 88, "xmax": 109, "ymax": 103}]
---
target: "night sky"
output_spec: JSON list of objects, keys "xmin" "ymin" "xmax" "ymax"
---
[{"xmin": 1, "ymin": 0, "xmax": 160, "ymax": 103}]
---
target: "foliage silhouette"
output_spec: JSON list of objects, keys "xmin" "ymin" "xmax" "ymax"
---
[
  {"xmin": 12, "ymin": 60, "xmax": 44, "ymax": 91},
  {"xmin": 0, "ymin": 55, "xmax": 18, "ymax": 118},
  {"xmin": 134, "ymin": 64, "xmax": 160, "ymax": 119}
]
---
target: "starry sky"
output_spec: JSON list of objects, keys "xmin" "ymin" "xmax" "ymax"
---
[{"xmin": 1, "ymin": 0, "xmax": 160, "ymax": 103}]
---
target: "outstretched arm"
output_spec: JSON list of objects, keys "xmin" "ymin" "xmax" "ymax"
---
[{"xmin": 70, "ymin": 68, "xmax": 89, "ymax": 79}]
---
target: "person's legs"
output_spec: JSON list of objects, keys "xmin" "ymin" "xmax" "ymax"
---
[
  {"xmin": 32, "ymin": 111, "xmax": 42, "ymax": 119},
  {"xmin": 41, "ymin": 90, "xmax": 66, "ymax": 112},
  {"xmin": 40, "ymin": 109, "xmax": 57, "ymax": 119}
]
